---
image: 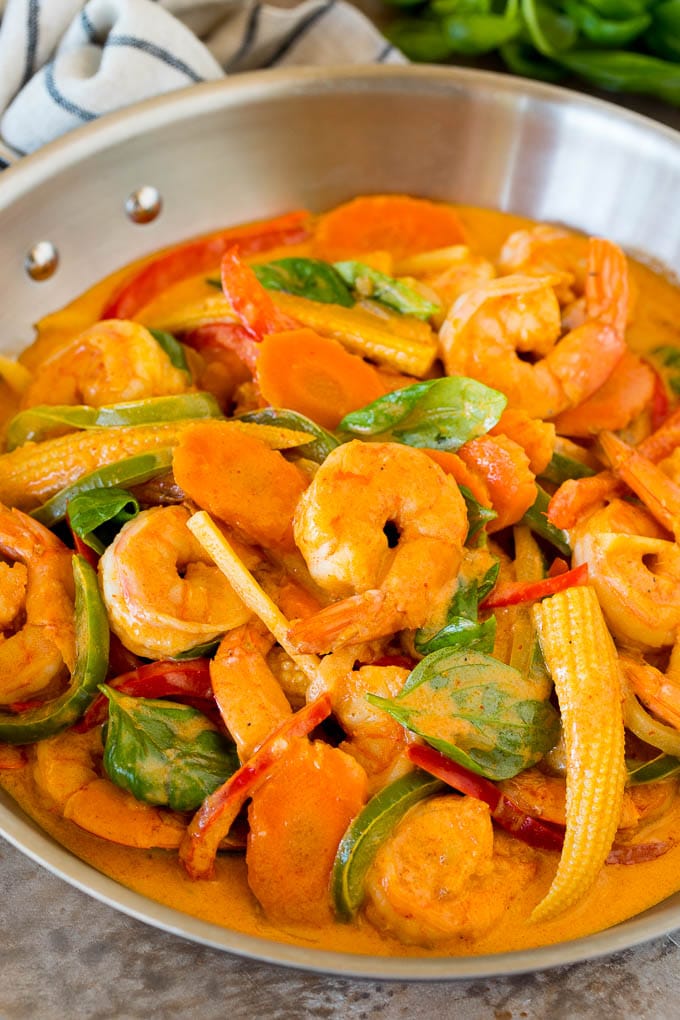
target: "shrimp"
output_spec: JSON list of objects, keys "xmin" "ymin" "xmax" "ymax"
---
[
  {"xmin": 0, "ymin": 505, "xmax": 75, "ymax": 705},
  {"xmin": 439, "ymin": 238, "xmax": 629, "ymax": 420},
  {"xmin": 99, "ymin": 504, "xmax": 251, "ymax": 659},
  {"xmin": 498, "ymin": 225, "xmax": 589, "ymax": 301},
  {"xmin": 499, "ymin": 767, "xmax": 641, "ymax": 830},
  {"xmin": 288, "ymin": 441, "xmax": 468, "ymax": 653},
  {"xmin": 32, "ymin": 727, "xmax": 186, "ymax": 848},
  {"xmin": 572, "ymin": 499, "xmax": 680, "ymax": 649},
  {"xmin": 210, "ymin": 622, "xmax": 292, "ymax": 761},
  {"xmin": 21, "ymin": 319, "xmax": 191, "ymax": 409},
  {"xmin": 620, "ymin": 653, "xmax": 680, "ymax": 732},
  {"xmin": 364, "ymin": 795, "xmax": 537, "ymax": 946}
]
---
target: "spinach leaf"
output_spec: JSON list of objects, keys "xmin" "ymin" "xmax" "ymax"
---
[
  {"xmin": 253, "ymin": 258, "xmax": 354, "ymax": 307},
  {"xmin": 338, "ymin": 377, "xmax": 507, "ymax": 451},
  {"xmin": 101, "ymin": 687, "xmax": 239, "ymax": 811},
  {"xmin": 67, "ymin": 487, "xmax": 140, "ymax": 555},
  {"xmin": 415, "ymin": 560, "xmax": 499, "ymax": 655},
  {"xmin": 333, "ymin": 261, "xmax": 440, "ymax": 320},
  {"xmin": 368, "ymin": 648, "xmax": 560, "ymax": 780}
]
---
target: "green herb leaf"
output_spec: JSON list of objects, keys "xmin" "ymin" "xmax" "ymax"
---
[
  {"xmin": 148, "ymin": 329, "xmax": 191, "ymax": 377},
  {"xmin": 338, "ymin": 377, "xmax": 507, "ymax": 451},
  {"xmin": 520, "ymin": 485, "xmax": 571, "ymax": 556},
  {"xmin": 237, "ymin": 407, "xmax": 340, "ymax": 463},
  {"xmin": 460, "ymin": 484, "xmax": 497, "ymax": 545},
  {"xmin": 415, "ymin": 560, "xmax": 499, "ymax": 654},
  {"xmin": 101, "ymin": 688, "xmax": 239, "ymax": 811},
  {"xmin": 67, "ymin": 487, "xmax": 139, "ymax": 555},
  {"xmin": 368, "ymin": 648, "xmax": 559, "ymax": 780},
  {"xmin": 333, "ymin": 261, "xmax": 440, "ymax": 320},
  {"xmin": 253, "ymin": 258, "xmax": 354, "ymax": 307},
  {"xmin": 627, "ymin": 754, "xmax": 680, "ymax": 785}
]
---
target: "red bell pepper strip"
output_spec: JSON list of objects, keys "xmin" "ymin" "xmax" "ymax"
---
[
  {"xmin": 180, "ymin": 322, "xmax": 259, "ymax": 372},
  {"xmin": 220, "ymin": 247, "xmax": 298, "ymax": 340},
  {"xmin": 101, "ymin": 210, "xmax": 310, "ymax": 320},
  {"xmin": 480, "ymin": 562, "xmax": 588, "ymax": 609},
  {"xmin": 368, "ymin": 655, "xmax": 417, "ymax": 671},
  {"xmin": 71, "ymin": 531, "xmax": 100, "ymax": 571},
  {"xmin": 180, "ymin": 692, "xmax": 332, "ymax": 879},
  {"xmin": 76, "ymin": 658, "xmax": 213, "ymax": 731},
  {"xmin": 648, "ymin": 359, "xmax": 670, "ymax": 432},
  {"xmin": 407, "ymin": 744, "xmax": 564, "ymax": 852}
]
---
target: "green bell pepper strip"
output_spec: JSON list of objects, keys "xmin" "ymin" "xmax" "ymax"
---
[
  {"xmin": 0, "ymin": 555, "xmax": 110, "ymax": 744},
  {"xmin": 31, "ymin": 449, "xmax": 174, "ymax": 527},
  {"xmin": 520, "ymin": 486, "xmax": 571, "ymax": 557},
  {"xmin": 331, "ymin": 770, "xmax": 445, "ymax": 921},
  {"xmin": 6, "ymin": 393, "xmax": 222, "ymax": 450}
]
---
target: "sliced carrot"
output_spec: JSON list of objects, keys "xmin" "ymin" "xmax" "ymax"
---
[
  {"xmin": 312, "ymin": 195, "xmax": 465, "ymax": 261},
  {"xmin": 102, "ymin": 211, "xmax": 310, "ymax": 319},
  {"xmin": 457, "ymin": 434, "xmax": 537, "ymax": 533},
  {"xmin": 173, "ymin": 421, "xmax": 308, "ymax": 551},
  {"xmin": 423, "ymin": 448, "xmax": 491, "ymax": 508},
  {"xmin": 256, "ymin": 328, "xmax": 385, "ymax": 430},
  {"xmin": 554, "ymin": 350, "xmax": 655, "ymax": 437},
  {"xmin": 547, "ymin": 473, "xmax": 620, "ymax": 530},
  {"xmin": 490, "ymin": 408, "xmax": 555, "ymax": 475},
  {"xmin": 246, "ymin": 739, "xmax": 368, "ymax": 924}
]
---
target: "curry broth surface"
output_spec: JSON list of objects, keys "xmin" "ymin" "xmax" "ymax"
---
[{"xmin": 3, "ymin": 202, "xmax": 680, "ymax": 960}]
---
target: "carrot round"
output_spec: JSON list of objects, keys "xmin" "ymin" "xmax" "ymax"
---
[
  {"xmin": 457, "ymin": 434, "xmax": 537, "ymax": 533},
  {"xmin": 312, "ymin": 195, "xmax": 465, "ymax": 261},
  {"xmin": 256, "ymin": 328, "xmax": 385, "ymax": 430},
  {"xmin": 173, "ymin": 421, "xmax": 307, "ymax": 551}
]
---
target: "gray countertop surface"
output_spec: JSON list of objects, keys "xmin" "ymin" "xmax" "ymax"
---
[{"xmin": 4, "ymin": 42, "xmax": 680, "ymax": 1020}]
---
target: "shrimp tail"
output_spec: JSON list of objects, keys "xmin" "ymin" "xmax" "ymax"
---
[{"xmin": 288, "ymin": 589, "xmax": 392, "ymax": 654}]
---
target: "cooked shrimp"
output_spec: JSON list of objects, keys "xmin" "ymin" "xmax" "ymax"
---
[
  {"xmin": 99, "ymin": 504, "xmax": 251, "ymax": 658},
  {"xmin": 210, "ymin": 622, "xmax": 291, "ymax": 761},
  {"xmin": 288, "ymin": 441, "xmax": 467, "ymax": 653},
  {"xmin": 572, "ymin": 499, "xmax": 680, "ymax": 649},
  {"xmin": 499, "ymin": 767, "xmax": 640, "ymax": 830},
  {"xmin": 0, "ymin": 506, "xmax": 75, "ymax": 704},
  {"xmin": 620, "ymin": 647, "xmax": 680, "ymax": 732},
  {"xmin": 33, "ymin": 727, "xmax": 186, "ymax": 848},
  {"xmin": 439, "ymin": 238, "xmax": 629, "ymax": 419},
  {"xmin": 599, "ymin": 430, "xmax": 680, "ymax": 543},
  {"xmin": 498, "ymin": 225, "xmax": 589, "ymax": 302},
  {"xmin": 364, "ymin": 795, "xmax": 537, "ymax": 946},
  {"xmin": 21, "ymin": 319, "xmax": 190, "ymax": 408}
]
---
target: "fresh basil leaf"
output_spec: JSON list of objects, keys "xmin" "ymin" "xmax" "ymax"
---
[
  {"xmin": 459, "ymin": 484, "xmax": 497, "ymax": 545},
  {"xmin": 368, "ymin": 648, "xmax": 559, "ymax": 780},
  {"xmin": 521, "ymin": 485, "xmax": 571, "ymax": 557},
  {"xmin": 414, "ymin": 561, "xmax": 499, "ymax": 655},
  {"xmin": 101, "ymin": 687, "xmax": 239, "ymax": 811},
  {"xmin": 148, "ymin": 329, "xmax": 191, "ymax": 377},
  {"xmin": 172, "ymin": 639, "xmax": 221, "ymax": 661},
  {"xmin": 253, "ymin": 258, "xmax": 354, "ymax": 307},
  {"xmin": 338, "ymin": 377, "xmax": 507, "ymax": 451},
  {"xmin": 333, "ymin": 261, "xmax": 440, "ymax": 321},
  {"xmin": 237, "ymin": 407, "xmax": 340, "ymax": 464},
  {"xmin": 67, "ymin": 487, "xmax": 139, "ymax": 555}
]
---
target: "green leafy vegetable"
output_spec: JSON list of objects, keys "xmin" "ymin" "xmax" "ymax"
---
[
  {"xmin": 237, "ymin": 407, "xmax": 340, "ymax": 463},
  {"xmin": 338, "ymin": 377, "xmax": 507, "ymax": 451},
  {"xmin": 415, "ymin": 560, "xmax": 499, "ymax": 655},
  {"xmin": 101, "ymin": 688, "xmax": 239, "ymax": 811},
  {"xmin": 67, "ymin": 487, "xmax": 140, "ymax": 554},
  {"xmin": 332, "ymin": 770, "xmax": 445, "ymax": 920},
  {"xmin": 368, "ymin": 648, "xmax": 560, "ymax": 780},
  {"xmin": 252, "ymin": 258, "xmax": 354, "ymax": 307},
  {"xmin": 6, "ymin": 392, "xmax": 221, "ymax": 450},
  {"xmin": 460, "ymin": 484, "xmax": 497, "ymax": 545},
  {"xmin": 627, "ymin": 754, "xmax": 680, "ymax": 785},
  {"xmin": 520, "ymin": 485, "xmax": 571, "ymax": 557},
  {"xmin": 148, "ymin": 329, "xmax": 191, "ymax": 377},
  {"xmin": 333, "ymin": 261, "xmax": 440, "ymax": 320}
]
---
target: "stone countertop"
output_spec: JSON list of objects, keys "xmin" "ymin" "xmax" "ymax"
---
[{"xmin": 4, "ymin": 34, "xmax": 680, "ymax": 1020}]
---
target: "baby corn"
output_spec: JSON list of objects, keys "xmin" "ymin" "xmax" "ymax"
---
[{"xmin": 531, "ymin": 585, "xmax": 626, "ymax": 923}]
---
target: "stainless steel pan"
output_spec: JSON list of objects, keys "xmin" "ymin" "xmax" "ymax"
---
[{"xmin": 1, "ymin": 64, "xmax": 680, "ymax": 978}]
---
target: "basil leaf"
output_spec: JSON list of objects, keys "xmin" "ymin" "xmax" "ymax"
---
[
  {"xmin": 333, "ymin": 261, "xmax": 440, "ymax": 321},
  {"xmin": 6, "ymin": 392, "xmax": 222, "ymax": 450},
  {"xmin": 172, "ymin": 638, "xmax": 221, "ymax": 661},
  {"xmin": 460, "ymin": 484, "xmax": 497, "ymax": 545},
  {"xmin": 148, "ymin": 329, "xmax": 191, "ymax": 377},
  {"xmin": 415, "ymin": 560, "xmax": 499, "ymax": 655},
  {"xmin": 368, "ymin": 648, "xmax": 560, "ymax": 780},
  {"xmin": 253, "ymin": 258, "xmax": 354, "ymax": 307},
  {"xmin": 67, "ymin": 487, "xmax": 139, "ymax": 555},
  {"xmin": 101, "ymin": 687, "xmax": 239, "ymax": 812},
  {"xmin": 521, "ymin": 485, "xmax": 571, "ymax": 557},
  {"xmin": 338, "ymin": 377, "xmax": 507, "ymax": 451},
  {"xmin": 237, "ymin": 407, "xmax": 339, "ymax": 464},
  {"xmin": 627, "ymin": 754, "xmax": 680, "ymax": 785}
]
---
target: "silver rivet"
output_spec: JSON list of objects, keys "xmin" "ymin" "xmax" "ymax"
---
[
  {"xmin": 125, "ymin": 185, "xmax": 162, "ymax": 224},
  {"xmin": 25, "ymin": 240, "xmax": 59, "ymax": 281}
]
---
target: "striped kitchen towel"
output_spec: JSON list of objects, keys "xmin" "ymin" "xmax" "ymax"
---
[{"xmin": 0, "ymin": 0, "xmax": 403, "ymax": 167}]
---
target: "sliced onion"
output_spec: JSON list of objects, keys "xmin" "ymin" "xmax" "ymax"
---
[{"xmin": 606, "ymin": 840, "xmax": 674, "ymax": 865}]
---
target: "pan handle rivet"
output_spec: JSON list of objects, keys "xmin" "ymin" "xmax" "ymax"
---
[
  {"xmin": 125, "ymin": 186, "xmax": 162, "ymax": 224},
  {"xmin": 25, "ymin": 241, "xmax": 59, "ymax": 281}
]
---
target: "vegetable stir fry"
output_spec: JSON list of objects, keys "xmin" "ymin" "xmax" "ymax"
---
[{"xmin": 3, "ymin": 195, "xmax": 680, "ymax": 956}]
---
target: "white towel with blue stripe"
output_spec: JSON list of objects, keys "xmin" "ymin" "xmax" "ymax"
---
[{"xmin": 0, "ymin": 0, "xmax": 403, "ymax": 167}]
